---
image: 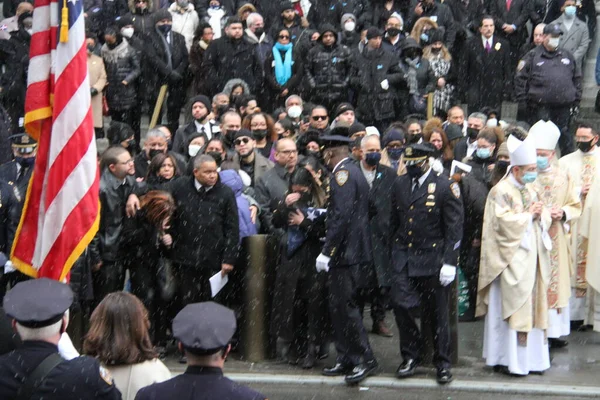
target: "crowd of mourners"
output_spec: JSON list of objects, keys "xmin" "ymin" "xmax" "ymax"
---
[{"xmin": 0, "ymin": 0, "xmax": 600, "ymax": 398}]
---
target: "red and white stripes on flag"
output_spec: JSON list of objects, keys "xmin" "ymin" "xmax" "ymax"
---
[{"xmin": 11, "ymin": 0, "xmax": 100, "ymax": 281}]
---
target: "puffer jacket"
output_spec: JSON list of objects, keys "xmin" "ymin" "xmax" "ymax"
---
[
  {"xmin": 101, "ymin": 38, "xmax": 141, "ymax": 110},
  {"xmin": 219, "ymin": 169, "xmax": 257, "ymax": 240},
  {"xmin": 126, "ymin": 0, "xmax": 155, "ymax": 34},
  {"xmin": 304, "ymin": 25, "xmax": 353, "ymax": 104}
]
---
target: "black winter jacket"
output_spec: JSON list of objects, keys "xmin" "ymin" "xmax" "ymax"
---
[
  {"xmin": 304, "ymin": 41, "xmax": 353, "ymax": 104},
  {"xmin": 101, "ymin": 38, "xmax": 141, "ymax": 110}
]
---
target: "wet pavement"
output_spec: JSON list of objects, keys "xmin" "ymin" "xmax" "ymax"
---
[{"xmin": 163, "ymin": 317, "xmax": 600, "ymax": 397}]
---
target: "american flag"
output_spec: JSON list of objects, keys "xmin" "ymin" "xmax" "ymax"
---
[{"xmin": 10, "ymin": 0, "xmax": 99, "ymax": 280}]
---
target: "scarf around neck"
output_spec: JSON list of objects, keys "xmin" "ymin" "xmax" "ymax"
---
[{"xmin": 273, "ymin": 42, "xmax": 293, "ymax": 86}]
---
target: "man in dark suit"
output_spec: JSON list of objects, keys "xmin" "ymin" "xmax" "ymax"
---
[
  {"xmin": 143, "ymin": 9, "xmax": 189, "ymax": 136},
  {"xmin": 390, "ymin": 143, "xmax": 464, "ymax": 385},
  {"xmin": 356, "ymin": 134, "xmax": 397, "ymax": 337},
  {"xmin": 136, "ymin": 302, "xmax": 266, "ymax": 400},
  {"xmin": 459, "ymin": 16, "xmax": 511, "ymax": 114},
  {"xmin": 317, "ymin": 135, "xmax": 378, "ymax": 385},
  {"xmin": 489, "ymin": 0, "xmax": 532, "ymax": 72}
]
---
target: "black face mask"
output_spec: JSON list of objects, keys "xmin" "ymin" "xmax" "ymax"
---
[
  {"xmin": 148, "ymin": 149, "xmax": 164, "ymax": 159},
  {"xmin": 254, "ymin": 27, "xmax": 264, "ymax": 37},
  {"xmin": 496, "ymin": 160, "xmax": 510, "ymax": 171},
  {"xmin": 409, "ymin": 133, "xmax": 422, "ymax": 144},
  {"xmin": 252, "ymin": 129, "xmax": 268, "ymax": 140},
  {"xmin": 387, "ymin": 28, "xmax": 401, "ymax": 37},
  {"xmin": 577, "ymin": 139, "xmax": 596, "ymax": 153},
  {"xmin": 87, "ymin": 44, "xmax": 95, "ymax": 53},
  {"xmin": 430, "ymin": 47, "xmax": 441, "ymax": 54},
  {"xmin": 126, "ymin": 139, "xmax": 136, "ymax": 149},
  {"xmin": 406, "ymin": 164, "xmax": 424, "ymax": 179},
  {"xmin": 299, "ymin": 191, "xmax": 312, "ymax": 205},
  {"xmin": 467, "ymin": 127, "xmax": 479, "ymax": 140},
  {"xmin": 207, "ymin": 151, "xmax": 223, "ymax": 166},
  {"xmin": 16, "ymin": 156, "xmax": 35, "ymax": 168},
  {"xmin": 306, "ymin": 150, "xmax": 320, "ymax": 159}
]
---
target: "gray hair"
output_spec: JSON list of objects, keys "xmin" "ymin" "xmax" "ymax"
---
[
  {"xmin": 16, "ymin": 310, "xmax": 69, "ymax": 341},
  {"xmin": 212, "ymin": 92, "xmax": 228, "ymax": 103},
  {"xmin": 360, "ymin": 134, "xmax": 381, "ymax": 150},
  {"xmin": 145, "ymin": 128, "xmax": 167, "ymax": 140},
  {"xmin": 194, "ymin": 154, "xmax": 217, "ymax": 169},
  {"xmin": 246, "ymin": 13, "xmax": 263, "ymax": 28},
  {"xmin": 468, "ymin": 112, "xmax": 488, "ymax": 125},
  {"xmin": 285, "ymin": 95, "xmax": 303, "ymax": 108}
]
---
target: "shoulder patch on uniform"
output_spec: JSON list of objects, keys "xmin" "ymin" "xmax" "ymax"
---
[
  {"xmin": 335, "ymin": 170, "xmax": 348, "ymax": 186},
  {"xmin": 561, "ymin": 58, "xmax": 570, "ymax": 65},
  {"xmin": 517, "ymin": 60, "xmax": 526, "ymax": 71},
  {"xmin": 99, "ymin": 365, "xmax": 114, "ymax": 386},
  {"xmin": 450, "ymin": 182, "xmax": 460, "ymax": 198}
]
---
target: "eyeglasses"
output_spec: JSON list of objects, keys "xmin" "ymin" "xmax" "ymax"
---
[
  {"xmin": 118, "ymin": 159, "xmax": 134, "ymax": 165},
  {"xmin": 234, "ymin": 138, "xmax": 251, "ymax": 145},
  {"xmin": 312, "ymin": 115, "xmax": 327, "ymax": 121},
  {"xmin": 278, "ymin": 149, "xmax": 298, "ymax": 156},
  {"xmin": 278, "ymin": 35, "xmax": 290, "ymax": 39}
]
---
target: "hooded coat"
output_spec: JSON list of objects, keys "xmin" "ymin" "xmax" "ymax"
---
[
  {"xmin": 125, "ymin": 0, "xmax": 156, "ymax": 34},
  {"xmin": 219, "ymin": 169, "xmax": 257, "ymax": 240},
  {"xmin": 304, "ymin": 24, "xmax": 353, "ymax": 108}
]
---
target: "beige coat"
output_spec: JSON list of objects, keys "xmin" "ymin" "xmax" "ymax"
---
[
  {"xmin": 477, "ymin": 175, "xmax": 552, "ymax": 332},
  {"xmin": 108, "ymin": 359, "xmax": 171, "ymax": 400},
  {"xmin": 88, "ymin": 53, "xmax": 107, "ymax": 128},
  {"xmin": 533, "ymin": 163, "xmax": 581, "ymax": 309}
]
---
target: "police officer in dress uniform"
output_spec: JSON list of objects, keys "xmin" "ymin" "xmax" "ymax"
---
[
  {"xmin": 0, "ymin": 179, "xmax": 19, "ymax": 301},
  {"xmin": 0, "ymin": 133, "xmax": 37, "ymax": 209},
  {"xmin": 390, "ymin": 143, "xmax": 463, "ymax": 384},
  {"xmin": 0, "ymin": 279, "xmax": 122, "ymax": 399},
  {"xmin": 135, "ymin": 302, "xmax": 266, "ymax": 400},
  {"xmin": 316, "ymin": 134, "xmax": 378, "ymax": 385}
]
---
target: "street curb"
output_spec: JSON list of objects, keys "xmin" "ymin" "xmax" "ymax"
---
[{"xmin": 224, "ymin": 373, "xmax": 600, "ymax": 397}]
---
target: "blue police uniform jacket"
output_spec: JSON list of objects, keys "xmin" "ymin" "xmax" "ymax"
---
[
  {"xmin": 322, "ymin": 158, "xmax": 373, "ymax": 266},
  {"xmin": 390, "ymin": 170, "xmax": 464, "ymax": 277},
  {"xmin": 0, "ymin": 341, "xmax": 122, "ymax": 399},
  {"xmin": 135, "ymin": 366, "xmax": 266, "ymax": 400}
]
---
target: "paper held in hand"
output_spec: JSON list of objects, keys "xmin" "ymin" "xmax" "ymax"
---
[{"xmin": 210, "ymin": 271, "xmax": 229, "ymax": 298}]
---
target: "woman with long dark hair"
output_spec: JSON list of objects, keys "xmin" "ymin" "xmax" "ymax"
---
[
  {"xmin": 84, "ymin": 292, "xmax": 171, "ymax": 399},
  {"xmin": 242, "ymin": 112, "xmax": 278, "ymax": 159},
  {"xmin": 146, "ymin": 153, "xmax": 182, "ymax": 184},
  {"xmin": 264, "ymin": 28, "xmax": 303, "ymax": 111},
  {"xmin": 271, "ymin": 166, "xmax": 328, "ymax": 369}
]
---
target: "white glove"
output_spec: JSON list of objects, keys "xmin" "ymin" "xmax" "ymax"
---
[
  {"xmin": 380, "ymin": 79, "xmax": 389, "ymax": 90},
  {"xmin": 439, "ymin": 264, "xmax": 456, "ymax": 287},
  {"xmin": 316, "ymin": 253, "xmax": 331, "ymax": 273},
  {"xmin": 4, "ymin": 260, "xmax": 15, "ymax": 274}
]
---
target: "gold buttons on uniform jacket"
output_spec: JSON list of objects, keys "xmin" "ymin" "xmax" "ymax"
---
[
  {"xmin": 409, "ymin": 218, "xmax": 413, "ymax": 223},
  {"xmin": 408, "ymin": 231, "xmax": 412, "ymax": 236},
  {"xmin": 408, "ymin": 243, "xmax": 413, "ymax": 248},
  {"xmin": 433, "ymin": 243, "xmax": 436, "ymax": 247},
  {"xmin": 410, "ymin": 206, "xmax": 414, "ymax": 210}
]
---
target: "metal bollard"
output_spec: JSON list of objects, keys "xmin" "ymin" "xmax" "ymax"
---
[
  {"xmin": 421, "ymin": 279, "xmax": 459, "ymax": 365},
  {"xmin": 240, "ymin": 234, "xmax": 278, "ymax": 362}
]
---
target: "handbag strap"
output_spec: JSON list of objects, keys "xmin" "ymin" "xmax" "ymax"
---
[{"xmin": 16, "ymin": 353, "xmax": 64, "ymax": 400}]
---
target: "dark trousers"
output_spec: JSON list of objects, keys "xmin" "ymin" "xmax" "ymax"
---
[
  {"xmin": 92, "ymin": 261, "xmax": 125, "ymax": 307},
  {"xmin": 148, "ymin": 86, "xmax": 186, "ymax": 138},
  {"xmin": 460, "ymin": 246, "xmax": 481, "ymax": 321},
  {"xmin": 172, "ymin": 263, "xmax": 212, "ymax": 307},
  {"xmin": 357, "ymin": 286, "xmax": 389, "ymax": 325},
  {"xmin": 328, "ymin": 264, "xmax": 375, "ymax": 366},
  {"xmin": 130, "ymin": 262, "xmax": 170, "ymax": 344},
  {"xmin": 528, "ymin": 104, "xmax": 573, "ymax": 155},
  {"xmin": 391, "ymin": 269, "xmax": 451, "ymax": 369}
]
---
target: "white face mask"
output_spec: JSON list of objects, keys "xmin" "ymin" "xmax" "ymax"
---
[
  {"xmin": 287, "ymin": 105, "xmax": 302, "ymax": 119},
  {"xmin": 344, "ymin": 21, "xmax": 356, "ymax": 32},
  {"xmin": 188, "ymin": 144, "xmax": 202, "ymax": 157},
  {"xmin": 486, "ymin": 118, "xmax": 498, "ymax": 127},
  {"xmin": 121, "ymin": 27, "xmax": 134, "ymax": 38},
  {"xmin": 26, "ymin": 28, "xmax": 33, "ymax": 35},
  {"xmin": 548, "ymin": 37, "xmax": 560, "ymax": 49}
]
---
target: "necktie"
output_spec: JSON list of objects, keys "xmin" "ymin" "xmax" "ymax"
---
[
  {"xmin": 198, "ymin": 186, "xmax": 206, "ymax": 195},
  {"xmin": 506, "ymin": 0, "xmax": 512, "ymax": 10},
  {"xmin": 412, "ymin": 179, "xmax": 420, "ymax": 193},
  {"xmin": 485, "ymin": 40, "xmax": 491, "ymax": 53}
]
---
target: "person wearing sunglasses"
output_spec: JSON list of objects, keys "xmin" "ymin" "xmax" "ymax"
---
[
  {"xmin": 264, "ymin": 28, "xmax": 302, "ymax": 111},
  {"xmin": 231, "ymin": 129, "xmax": 274, "ymax": 187},
  {"xmin": 309, "ymin": 105, "xmax": 330, "ymax": 134}
]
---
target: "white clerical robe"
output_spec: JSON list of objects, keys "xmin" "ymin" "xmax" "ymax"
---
[
  {"xmin": 559, "ymin": 148, "xmax": 600, "ymax": 328},
  {"xmin": 477, "ymin": 174, "xmax": 552, "ymax": 375},
  {"xmin": 533, "ymin": 163, "xmax": 582, "ymax": 337}
]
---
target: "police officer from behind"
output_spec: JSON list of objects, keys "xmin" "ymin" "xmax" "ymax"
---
[
  {"xmin": 316, "ymin": 134, "xmax": 378, "ymax": 385},
  {"xmin": 135, "ymin": 302, "xmax": 266, "ymax": 400},
  {"xmin": 0, "ymin": 133, "xmax": 37, "ymax": 208},
  {"xmin": 514, "ymin": 23, "xmax": 581, "ymax": 156},
  {"xmin": 390, "ymin": 143, "xmax": 463, "ymax": 385},
  {"xmin": 0, "ymin": 279, "xmax": 122, "ymax": 399}
]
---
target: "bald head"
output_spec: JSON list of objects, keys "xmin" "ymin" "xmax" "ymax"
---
[{"xmin": 533, "ymin": 24, "xmax": 546, "ymax": 46}]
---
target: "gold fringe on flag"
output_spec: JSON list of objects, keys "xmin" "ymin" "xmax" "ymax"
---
[{"xmin": 59, "ymin": 0, "xmax": 69, "ymax": 43}]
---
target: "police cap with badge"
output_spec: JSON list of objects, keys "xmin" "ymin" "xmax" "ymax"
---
[
  {"xmin": 10, "ymin": 133, "xmax": 37, "ymax": 156},
  {"xmin": 403, "ymin": 142, "xmax": 435, "ymax": 165},
  {"xmin": 320, "ymin": 129, "xmax": 352, "ymax": 187},
  {"xmin": 173, "ymin": 302, "xmax": 237, "ymax": 355},
  {"xmin": 3, "ymin": 278, "xmax": 73, "ymax": 328}
]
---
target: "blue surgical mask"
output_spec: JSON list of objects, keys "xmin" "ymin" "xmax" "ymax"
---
[
  {"xmin": 365, "ymin": 152, "xmax": 381, "ymax": 166},
  {"xmin": 522, "ymin": 171, "xmax": 538, "ymax": 184},
  {"xmin": 565, "ymin": 5, "xmax": 577, "ymax": 17},
  {"xmin": 476, "ymin": 148, "xmax": 491, "ymax": 159},
  {"xmin": 420, "ymin": 33, "xmax": 429, "ymax": 42},
  {"xmin": 536, "ymin": 156, "xmax": 549, "ymax": 170},
  {"xmin": 387, "ymin": 147, "xmax": 404, "ymax": 160}
]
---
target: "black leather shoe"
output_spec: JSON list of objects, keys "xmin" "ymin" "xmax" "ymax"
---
[
  {"xmin": 345, "ymin": 360, "xmax": 379, "ymax": 384},
  {"xmin": 322, "ymin": 362, "xmax": 352, "ymax": 376},
  {"xmin": 317, "ymin": 342, "xmax": 330, "ymax": 360},
  {"xmin": 549, "ymin": 338, "xmax": 569, "ymax": 349},
  {"xmin": 396, "ymin": 358, "xmax": 419, "ymax": 378},
  {"xmin": 436, "ymin": 368, "xmax": 453, "ymax": 384}
]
